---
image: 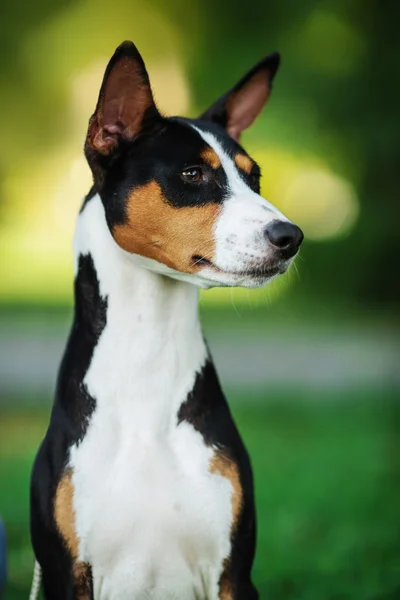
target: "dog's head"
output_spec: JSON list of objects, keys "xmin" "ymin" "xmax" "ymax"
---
[{"xmin": 85, "ymin": 41, "xmax": 303, "ymax": 288}]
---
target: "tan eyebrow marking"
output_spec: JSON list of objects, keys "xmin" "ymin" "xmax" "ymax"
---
[
  {"xmin": 234, "ymin": 153, "xmax": 253, "ymax": 174},
  {"xmin": 201, "ymin": 148, "xmax": 222, "ymax": 169}
]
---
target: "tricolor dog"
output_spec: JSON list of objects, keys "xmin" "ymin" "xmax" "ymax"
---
[{"xmin": 30, "ymin": 41, "xmax": 303, "ymax": 600}]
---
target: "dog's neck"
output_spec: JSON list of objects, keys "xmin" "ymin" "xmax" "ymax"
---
[{"xmin": 73, "ymin": 194, "xmax": 206, "ymax": 417}]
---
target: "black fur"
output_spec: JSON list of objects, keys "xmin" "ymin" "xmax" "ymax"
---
[{"xmin": 31, "ymin": 255, "xmax": 106, "ymax": 599}]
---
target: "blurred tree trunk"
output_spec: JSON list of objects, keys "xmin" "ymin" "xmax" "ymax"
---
[
  {"xmin": 292, "ymin": 0, "xmax": 400, "ymax": 306},
  {"xmin": 350, "ymin": 0, "xmax": 400, "ymax": 304}
]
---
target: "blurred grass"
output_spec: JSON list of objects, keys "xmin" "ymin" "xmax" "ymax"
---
[
  {"xmin": 1, "ymin": 297, "xmax": 399, "ymax": 335},
  {"xmin": 1, "ymin": 390, "xmax": 400, "ymax": 599}
]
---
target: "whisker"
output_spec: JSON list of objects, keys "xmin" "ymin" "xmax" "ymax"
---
[
  {"xmin": 230, "ymin": 288, "xmax": 242, "ymax": 319},
  {"xmin": 191, "ymin": 237, "xmax": 216, "ymax": 254},
  {"xmin": 292, "ymin": 259, "xmax": 300, "ymax": 281},
  {"xmin": 142, "ymin": 240, "xmax": 161, "ymax": 249},
  {"xmin": 246, "ymin": 288, "xmax": 252, "ymax": 309}
]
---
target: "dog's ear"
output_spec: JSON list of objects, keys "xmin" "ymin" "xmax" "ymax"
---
[
  {"xmin": 86, "ymin": 41, "xmax": 159, "ymax": 157},
  {"xmin": 199, "ymin": 53, "xmax": 280, "ymax": 141}
]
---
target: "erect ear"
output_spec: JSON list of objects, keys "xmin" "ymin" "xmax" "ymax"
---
[
  {"xmin": 199, "ymin": 52, "xmax": 280, "ymax": 141},
  {"xmin": 85, "ymin": 41, "xmax": 160, "ymax": 157}
]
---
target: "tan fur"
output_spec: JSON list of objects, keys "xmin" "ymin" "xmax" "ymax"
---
[
  {"xmin": 201, "ymin": 148, "xmax": 222, "ymax": 169},
  {"xmin": 210, "ymin": 451, "xmax": 243, "ymax": 533},
  {"xmin": 210, "ymin": 451, "xmax": 243, "ymax": 598},
  {"xmin": 73, "ymin": 562, "xmax": 92, "ymax": 600},
  {"xmin": 54, "ymin": 471, "xmax": 91, "ymax": 597},
  {"xmin": 113, "ymin": 181, "xmax": 220, "ymax": 272},
  {"xmin": 219, "ymin": 569, "xmax": 234, "ymax": 600},
  {"xmin": 234, "ymin": 153, "xmax": 253, "ymax": 174},
  {"xmin": 54, "ymin": 471, "xmax": 78, "ymax": 559}
]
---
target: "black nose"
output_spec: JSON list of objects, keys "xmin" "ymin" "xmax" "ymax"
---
[{"xmin": 264, "ymin": 220, "xmax": 304, "ymax": 258}]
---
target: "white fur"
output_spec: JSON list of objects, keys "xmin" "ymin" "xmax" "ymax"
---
[
  {"xmin": 28, "ymin": 561, "xmax": 41, "ymax": 600},
  {"xmin": 190, "ymin": 126, "xmax": 293, "ymax": 287},
  {"xmin": 70, "ymin": 196, "xmax": 233, "ymax": 599}
]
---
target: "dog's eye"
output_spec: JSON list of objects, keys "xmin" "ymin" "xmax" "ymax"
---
[{"xmin": 181, "ymin": 167, "xmax": 202, "ymax": 182}]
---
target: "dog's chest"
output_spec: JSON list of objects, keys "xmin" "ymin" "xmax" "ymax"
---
[
  {"xmin": 71, "ymin": 418, "xmax": 232, "ymax": 598},
  {"xmin": 68, "ymin": 307, "xmax": 233, "ymax": 599}
]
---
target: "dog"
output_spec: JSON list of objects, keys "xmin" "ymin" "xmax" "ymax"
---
[{"xmin": 30, "ymin": 40, "xmax": 303, "ymax": 600}]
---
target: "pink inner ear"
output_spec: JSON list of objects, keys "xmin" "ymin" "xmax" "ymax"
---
[
  {"xmin": 226, "ymin": 69, "xmax": 271, "ymax": 141},
  {"xmin": 90, "ymin": 57, "xmax": 153, "ymax": 154},
  {"xmin": 90, "ymin": 121, "xmax": 123, "ymax": 154}
]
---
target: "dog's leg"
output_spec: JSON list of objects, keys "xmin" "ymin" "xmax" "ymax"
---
[
  {"xmin": 31, "ymin": 446, "xmax": 71, "ymax": 599},
  {"xmin": 39, "ymin": 559, "xmax": 92, "ymax": 600},
  {"xmin": 31, "ymin": 440, "xmax": 93, "ymax": 600},
  {"xmin": 218, "ymin": 572, "xmax": 259, "ymax": 600},
  {"xmin": 233, "ymin": 581, "xmax": 259, "ymax": 600},
  {"xmin": 72, "ymin": 562, "xmax": 94, "ymax": 600},
  {"xmin": 33, "ymin": 530, "xmax": 75, "ymax": 600}
]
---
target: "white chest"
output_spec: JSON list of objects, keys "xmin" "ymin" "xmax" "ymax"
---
[
  {"xmin": 67, "ymin": 293, "xmax": 233, "ymax": 600},
  {"xmin": 69, "ymin": 198, "xmax": 234, "ymax": 598},
  {"xmin": 70, "ymin": 413, "xmax": 233, "ymax": 600}
]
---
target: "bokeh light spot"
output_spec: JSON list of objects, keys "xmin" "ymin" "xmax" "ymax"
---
[
  {"xmin": 252, "ymin": 149, "xmax": 359, "ymax": 242},
  {"xmin": 298, "ymin": 10, "xmax": 365, "ymax": 75},
  {"xmin": 282, "ymin": 169, "xmax": 359, "ymax": 241}
]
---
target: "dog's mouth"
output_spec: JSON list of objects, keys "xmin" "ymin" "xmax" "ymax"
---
[{"xmin": 192, "ymin": 255, "xmax": 283, "ymax": 279}]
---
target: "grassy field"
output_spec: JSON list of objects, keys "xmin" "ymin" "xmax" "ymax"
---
[{"xmin": 1, "ymin": 389, "xmax": 400, "ymax": 599}]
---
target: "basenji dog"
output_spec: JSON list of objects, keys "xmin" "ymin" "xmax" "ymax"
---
[{"xmin": 30, "ymin": 40, "xmax": 303, "ymax": 600}]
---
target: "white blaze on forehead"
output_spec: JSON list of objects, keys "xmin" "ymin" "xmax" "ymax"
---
[
  {"xmin": 190, "ymin": 124, "xmax": 291, "ymax": 273},
  {"xmin": 192, "ymin": 126, "xmax": 251, "ymax": 197},
  {"xmin": 190, "ymin": 124, "xmax": 287, "ymax": 217}
]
